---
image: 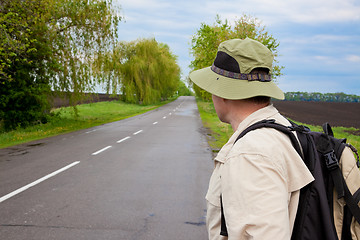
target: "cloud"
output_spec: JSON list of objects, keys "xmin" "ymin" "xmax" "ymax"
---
[
  {"xmin": 114, "ymin": 0, "xmax": 172, "ymax": 11},
  {"xmin": 187, "ymin": 0, "xmax": 360, "ymax": 25},
  {"xmin": 346, "ymin": 55, "xmax": 360, "ymax": 62},
  {"xmin": 279, "ymin": 34, "xmax": 357, "ymax": 62},
  {"xmin": 273, "ymin": 0, "xmax": 360, "ymax": 23},
  {"xmin": 280, "ymin": 34, "xmax": 352, "ymax": 49},
  {"xmin": 314, "ymin": 55, "xmax": 336, "ymax": 62},
  {"xmin": 116, "ymin": 0, "xmax": 360, "ymax": 26},
  {"xmin": 311, "ymin": 54, "xmax": 360, "ymax": 66}
]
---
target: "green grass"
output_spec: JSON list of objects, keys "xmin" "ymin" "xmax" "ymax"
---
[
  {"xmin": 289, "ymin": 120, "xmax": 360, "ymax": 152},
  {"xmin": 0, "ymin": 100, "xmax": 172, "ymax": 149},
  {"xmin": 196, "ymin": 99, "xmax": 233, "ymax": 152},
  {"xmin": 196, "ymin": 99, "xmax": 360, "ymax": 153}
]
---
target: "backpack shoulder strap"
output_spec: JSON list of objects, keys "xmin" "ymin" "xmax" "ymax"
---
[
  {"xmin": 316, "ymin": 133, "xmax": 346, "ymax": 199},
  {"xmin": 234, "ymin": 119, "xmax": 303, "ymax": 157},
  {"xmin": 317, "ymin": 124, "xmax": 360, "ymax": 224}
]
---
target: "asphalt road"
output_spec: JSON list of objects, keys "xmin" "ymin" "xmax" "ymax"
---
[{"xmin": 0, "ymin": 96, "xmax": 214, "ymax": 240}]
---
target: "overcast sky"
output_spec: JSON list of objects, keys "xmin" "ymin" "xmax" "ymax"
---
[{"xmin": 113, "ymin": 0, "xmax": 360, "ymax": 95}]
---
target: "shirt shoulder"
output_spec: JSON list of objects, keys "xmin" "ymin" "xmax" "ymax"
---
[{"xmin": 228, "ymin": 127, "xmax": 314, "ymax": 192}]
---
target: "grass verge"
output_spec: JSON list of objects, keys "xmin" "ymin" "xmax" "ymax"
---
[
  {"xmin": 0, "ymin": 99, "xmax": 173, "ymax": 149},
  {"xmin": 196, "ymin": 99, "xmax": 360, "ymax": 153},
  {"xmin": 196, "ymin": 99, "xmax": 233, "ymax": 152}
]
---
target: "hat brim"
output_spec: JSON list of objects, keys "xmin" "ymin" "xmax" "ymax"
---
[{"xmin": 189, "ymin": 67, "xmax": 285, "ymax": 100}]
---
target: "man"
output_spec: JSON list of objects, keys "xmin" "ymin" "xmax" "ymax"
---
[{"xmin": 189, "ymin": 38, "xmax": 314, "ymax": 239}]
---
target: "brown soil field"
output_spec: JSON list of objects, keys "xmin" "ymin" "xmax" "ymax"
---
[{"xmin": 273, "ymin": 101, "xmax": 360, "ymax": 129}]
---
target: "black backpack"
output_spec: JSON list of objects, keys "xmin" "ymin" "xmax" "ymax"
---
[{"xmin": 220, "ymin": 119, "xmax": 360, "ymax": 239}]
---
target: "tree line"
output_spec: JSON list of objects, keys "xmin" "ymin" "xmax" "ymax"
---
[
  {"xmin": 284, "ymin": 92, "xmax": 360, "ymax": 102},
  {"xmin": 0, "ymin": 0, "xmax": 184, "ymax": 131}
]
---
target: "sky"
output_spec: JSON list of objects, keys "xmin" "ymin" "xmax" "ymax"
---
[{"xmin": 112, "ymin": 0, "xmax": 360, "ymax": 95}]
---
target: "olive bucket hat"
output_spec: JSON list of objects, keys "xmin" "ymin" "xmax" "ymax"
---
[{"xmin": 189, "ymin": 38, "xmax": 284, "ymax": 100}]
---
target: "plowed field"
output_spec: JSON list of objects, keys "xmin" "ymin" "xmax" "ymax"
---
[{"xmin": 273, "ymin": 101, "xmax": 360, "ymax": 129}]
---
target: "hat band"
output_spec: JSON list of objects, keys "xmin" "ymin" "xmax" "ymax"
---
[{"xmin": 211, "ymin": 64, "xmax": 272, "ymax": 82}]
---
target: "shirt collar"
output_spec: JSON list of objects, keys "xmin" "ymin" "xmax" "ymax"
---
[{"xmin": 214, "ymin": 104, "xmax": 280, "ymax": 163}]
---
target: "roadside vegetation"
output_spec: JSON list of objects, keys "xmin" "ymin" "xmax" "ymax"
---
[
  {"xmin": 1, "ymin": 0, "xmax": 183, "ymax": 131},
  {"xmin": 0, "ymin": 99, "xmax": 175, "ymax": 149},
  {"xmin": 196, "ymin": 99, "xmax": 360, "ymax": 154},
  {"xmin": 1, "ymin": 0, "xmax": 122, "ymax": 130}
]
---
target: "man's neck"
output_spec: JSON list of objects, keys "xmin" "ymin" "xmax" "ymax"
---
[{"xmin": 228, "ymin": 101, "xmax": 270, "ymax": 131}]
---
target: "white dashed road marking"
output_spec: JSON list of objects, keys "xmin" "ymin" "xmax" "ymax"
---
[
  {"xmin": 92, "ymin": 146, "xmax": 112, "ymax": 156},
  {"xmin": 0, "ymin": 161, "xmax": 80, "ymax": 203},
  {"xmin": 133, "ymin": 130, "xmax": 143, "ymax": 135},
  {"xmin": 117, "ymin": 136, "xmax": 131, "ymax": 143},
  {"xmin": 85, "ymin": 130, "xmax": 96, "ymax": 134}
]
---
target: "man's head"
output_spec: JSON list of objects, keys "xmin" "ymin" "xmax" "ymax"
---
[{"xmin": 189, "ymin": 38, "xmax": 284, "ymax": 100}]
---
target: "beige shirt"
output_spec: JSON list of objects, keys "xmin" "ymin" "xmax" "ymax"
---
[{"xmin": 206, "ymin": 104, "xmax": 314, "ymax": 240}]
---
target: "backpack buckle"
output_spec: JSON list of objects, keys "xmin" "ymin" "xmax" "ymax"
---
[
  {"xmin": 288, "ymin": 124, "xmax": 310, "ymax": 133},
  {"xmin": 324, "ymin": 150, "xmax": 339, "ymax": 170}
]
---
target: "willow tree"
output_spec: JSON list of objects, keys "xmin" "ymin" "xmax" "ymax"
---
[
  {"xmin": 190, "ymin": 15, "xmax": 283, "ymax": 101},
  {"xmin": 0, "ymin": 0, "xmax": 121, "ymax": 130},
  {"xmin": 48, "ymin": 0, "xmax": 121, "ymax": 105},
  {"xmin": 97, "ymin": 38, "xmax": 180, "ymax": 105}
]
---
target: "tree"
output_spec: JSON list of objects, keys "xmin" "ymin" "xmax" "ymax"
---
[
  {"xmin": 0, "ymin": 0, "xmax": 54, "ymax": 129},
  {"xmin": 190, "ymin": 15, "xmax": 284, "ymax": 101},
  {"xmin": 0, "ymin": 0, "xmax": 121, "ymax": 130},
  {"xmin": 96, "ymin": 38, "xmax": 181, "ymax": 105},
  {"xmin": 49, "ymin": 0, "xmax": 121, "ymax": 103},
  {"xmin": 178, "ymin": 80, "xmax": 193, "ymax": 96}
]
